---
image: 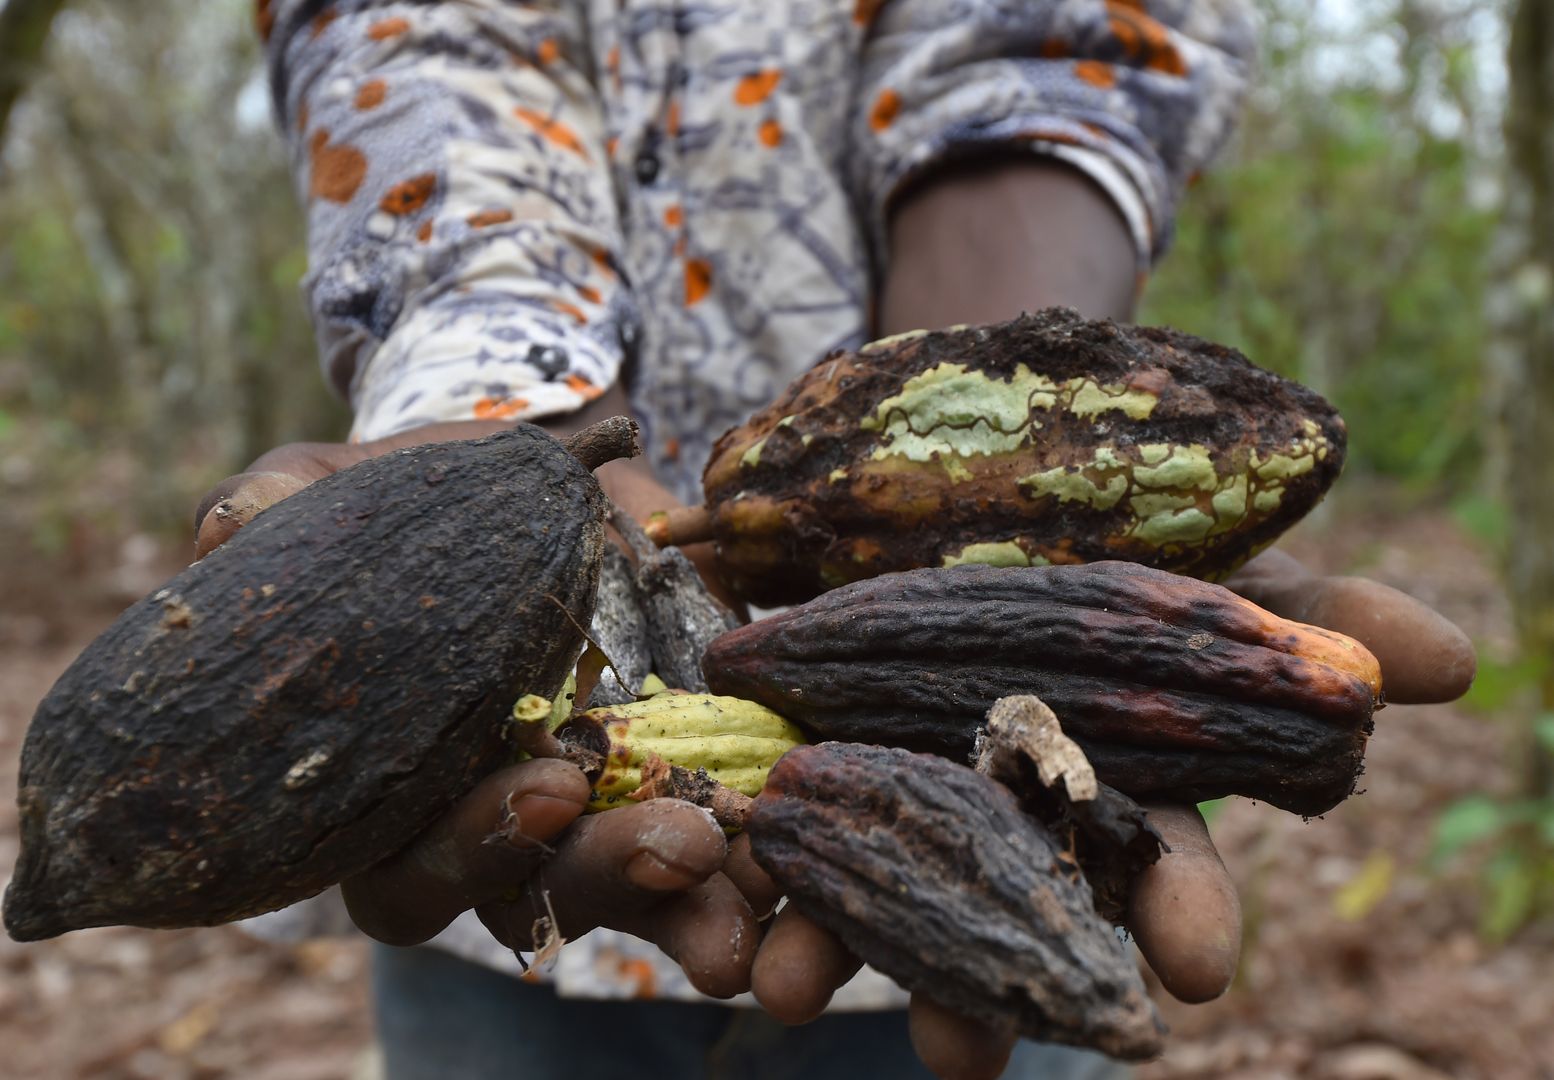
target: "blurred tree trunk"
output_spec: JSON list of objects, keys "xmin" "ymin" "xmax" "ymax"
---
[
  {"xmin": 1502, "ymin": 0, "xmax": 1554, "ymax": 798},
  {"xmin": 0, "ymin": 0, "xmax": 67, "ymax": 149}
]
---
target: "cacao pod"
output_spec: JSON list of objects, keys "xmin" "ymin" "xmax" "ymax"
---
[
  {"xmin": 694, "ymin": 309, "xmax": 1345, "ymax": 605},
  {"xmin": 547, "ymin": 693, "xmax": 806, "ymax": 812},
  {"xmin": 704, "ymin": 562, "xmax": 1382, "ymax": 816},
  {"xmin": 747, "ymin": 742, "xmax": 1165, "ymax": 1058},
  {"xmin": 4, "ymin": 421, "xmax": 633, "ymax": 941}
]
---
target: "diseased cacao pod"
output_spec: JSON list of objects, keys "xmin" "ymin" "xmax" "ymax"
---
[
  {"xmin": 4, "ymin": 422, "xmax": 633, "ymax": 941},
  {"xmin": 705, "ymin": 562, "xmax": 1383, "ymax": 817},
  {"xmin": 548, "ymin": 693, "xmax": 806, "ymax": 812},
  {"xmin": 748, "ymin": 742, "xmax": 1166, "ymax": 1059},
  {"xmin": 696, "ymin": 309, "xmax": 1345, "ymax": 605}
]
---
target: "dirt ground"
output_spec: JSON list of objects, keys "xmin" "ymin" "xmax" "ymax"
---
[{"xmin": 1, "ymin": 493, "xmax": 1550, "ymax": 1079}]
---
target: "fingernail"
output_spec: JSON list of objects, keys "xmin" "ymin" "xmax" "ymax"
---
[
  {"xmin": 626, "ymin": 850, "xmax": 704, "ymax": 891},
  {"xmin": 505, "ymin": 794, "xmax": 583, "ymax": 847}
]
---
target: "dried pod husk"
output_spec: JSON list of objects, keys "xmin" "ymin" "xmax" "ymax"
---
[
  {"xmin": 705, "ymin": 562, "xmax": 1383, "ymax": 817},
  {"xmin": 747, "ymin": 742, "xmax": 1165, "ymax": 1059},
  {"xmin": 700, "ymin": 309, "xmax": 1345, "ymax": 605},
  {"xmin": 5, "ymin": 422, "xmax": 632, "ymax": 941},
  {"xmin": 553, "ymin": 693, "xmax": 805, "ymax": 812}
]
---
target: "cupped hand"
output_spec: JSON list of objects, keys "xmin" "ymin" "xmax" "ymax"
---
[
  {"xmin": 750, "ymin": 548, "xmax": 1478, "ymax": 1080},
  {"xmin": 193, "ymin": 417, "xmax": 764, "ymax": 997}
]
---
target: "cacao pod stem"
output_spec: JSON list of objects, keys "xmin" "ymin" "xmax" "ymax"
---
[
  {"xmin": 562, "ymin": 415, "xmax": 641, "ymax": 471},
  {"xmin": 644, "ymin": 505, "xmax": 714, "ymax": 548}
]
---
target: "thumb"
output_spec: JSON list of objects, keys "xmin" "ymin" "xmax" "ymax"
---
[{"xmin": 193, "ymin": 471, "xmax": 313, "ymax": 560}]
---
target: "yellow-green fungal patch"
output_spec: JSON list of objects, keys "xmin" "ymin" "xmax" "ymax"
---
[
  {"xmin": 1138, "ymin": 444, "xmax": 1172, "ymax": 465},
  {"xmin": 741, "ymin": 438, "xmax": 767, "ymax": 469},
  {"xmin": 1253, "ymin": 452, "xmax": 1315, "ymax": 482},
  {"xmin": 1253, "ymin": 487, "xmax": 1284, "ymax": 513},
  {"xmin": 1210, "ymin": 474, "xmax": 1250, "ymax": 532},
  {"xmin": 862, "ymin": 362, "xmax": 1058, "ymax": 462},
  {"xmin": 1068, "ymin": 380, "xmax": 1159, "ymax": 421},
  {"xmin": 942, "ymin": 541, "xmax": 1032, "ymax": 568},
  {"xmin": 858, "ymin": 328, "xmax": 930, "ymax": 354},
  {"xmin": 1021, "ymin": 466, "xmax": 1130, "ymax": 510},
  {"xmin": 1133, "ymin": 444, "xmax": 1218, "ymax": 492},
  {"xmin": 1132, "ymin": 507, "xmax": 1216, "ymax": 545},
  {"xmin": 1129, "ymin": 492, "xmax": 1198, "ymax": 518}
]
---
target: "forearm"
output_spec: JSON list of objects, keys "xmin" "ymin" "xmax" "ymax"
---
[
  {"xmin": 262, "ymin": 1, "xmax": 629, "ymax": 442},
  {"xmin": 878, "ymin": 159, "xmax": 1139, "ymax": 334}
]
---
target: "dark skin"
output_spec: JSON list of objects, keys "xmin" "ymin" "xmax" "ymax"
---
[{"xmin": 196, "ymin": 161, "xmax": 1476, "ymax": 1079}]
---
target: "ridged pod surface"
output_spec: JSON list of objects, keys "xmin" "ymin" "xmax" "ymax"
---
[
  {"xmin": 748, "ymin": 743, "xmax": 1165, "ymax": 1058},
  {"xmin": 701, "ymin": 309, "xmax": 1346, "ymax": 605},
  {"xmin": 705, "ymin": 562, "xmax": 1382, "ymax": 816},
  {"xmin": 5, "ymin": 425, "xmax": 616, "ymax": 941}
]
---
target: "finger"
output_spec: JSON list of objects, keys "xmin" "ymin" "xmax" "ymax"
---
[
  {"xmin": 1128, "ymin": 803, "xmax": 1241, "ymax": 1004},
  {"xmin": 612, "ymin": 873, "xmax": 762, "ymax": 999},
  {"xmin": 1227, "ymin": 551, "xmax": 1475, "ymax": 704},
  {"xmin": 908, "ymin": 995, "xmax": 1017, "ymax": 1080},
  {"xmin": 751, "ymin": 905, "xmax": 863, "ymax": 1024},
  {"xmin": 498, "ymin": 799, "xmax": 728, "ymax": 942},
  {"xmin": 723, "ymin": 832, "xmax": 783, "ymax": 919},
  {"xmin": 193, "ymin": 471, "xmax": 313, "ymax": 559},
  {"xmin": 340, "ymin": 759, "xmax": 590, "ymax": 946}
]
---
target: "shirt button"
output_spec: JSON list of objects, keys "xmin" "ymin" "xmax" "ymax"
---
[{"xmin": 633, "ymin": 150, "xmax": 660, "ymax": 186}]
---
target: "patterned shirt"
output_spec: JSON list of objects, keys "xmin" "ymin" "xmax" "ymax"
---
[{"xmin": 251, "ymin": 0, "xmax": 1254, "ymax": 1002}]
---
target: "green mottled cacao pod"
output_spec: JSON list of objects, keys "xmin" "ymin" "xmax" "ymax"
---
[
  {"xmin": 704, "ymin": 562, "xmax": 1383, "ymax": 817},
  {"xmin": 4, "ymin": 422, "xmax": 633, "ymax": 941},
  {"xmin": 700, "ymin": 309, "xmax": 1345, "ymax": 605}
]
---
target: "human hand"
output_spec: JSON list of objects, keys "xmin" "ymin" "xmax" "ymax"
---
[
  {"xmin": 748, "ymin": 548, "xmax": 1477, "ymax": 1079},
  {"xmin": 194, "ymin": 420, "xmax": 765, "ymax": 996}
]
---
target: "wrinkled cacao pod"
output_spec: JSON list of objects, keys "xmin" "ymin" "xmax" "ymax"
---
[
  {"xmin": 698, "ymin": 309, "xmax": 1344, "ymax": 605},
  {"xmin": 748, "ymin": 742, "xmax": 1165, "ymax": 1059},
  {"xmin": 705, "ymin": 562, "xmax": 1382, "ymax": 816},
  {"xmin": 4, "ymin": 422, "xmax": 633, "ymax": 941}
]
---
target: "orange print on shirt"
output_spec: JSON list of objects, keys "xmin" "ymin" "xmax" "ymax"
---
[
  {"xmin": 685, "ymin": 259, "xmax": 712, "ymax": 305},
  {"xmin": 666, "ymin": 99, "xmax": 681, "ymax": 137},
  {"xmin": 1040, "ymin": 39, "xmax": 1069, "ymax": 59},
  {"xmin": 311, "ymin": 11, "xmax": 337, "ymax": 38},
  {"xmin": 467, "ymin": 209, "xmax": 515, "ymax": 228},
  {"xmin": 417, "ymin": 220, "xmax": 434, "ymax": 243},
  {"xmin": 473, "ymin": 397, "xmax": 530, "ymax": 420},
  {"xmin": 759, "ymin": 119, "xmax": 783, "ymax": 148},
  {"xmin": 869, "ymin": 88, "xmax": 902, "ymax": 132},
  {"xmin": 616, "ymin": 957, "xmax": 659, "ymax": 1000},
  {"xmin": 515, "ymin": 108, "xmax": 590, "ymax": 159},
  {"xmin": 552, "ymin": 300, "xmax": 588, "ymax": 324},
  {"xmin": 537, "ymin": 38, "xmax": 560, "ymax": 65},
  {"xmin": 664, "ymin": 437, "xmax": 681, "ymax": 462},
  {"xmin": 1109, "ymin": 8, "xmax": 1187, "ymax": 76},
  {"xmin": 380, "ymin": 174, "xmax": 437, "ymax": 216},
  {"xmin": 1075, "ymin": 60, "xmax": 1117, "ymax": 88},
  {"xmin": 734, "ymin": 70, "xmax": 781, "ymax": 107},
  {"xmin": 591, "ymin": 247, "xmax": 615, "ymax": 277},
  {"xmin": 565, "ymin": 374, "xmax": 605, "ymax": 401},
  {"xmin": 664, "ymin": 205, "xmax": 683, "ymax": 228},
  {"xmin": 577, "ymin": 284, "xmax": 602, "ymax": 304},
  {"xmin": 308, "ymin": 130, "xmax": 367, "ymax": 204},
  {"xmin": 356, "ymin": 80, "xmax": 387, "ymax": 110},
  {"xmin": 367, "ymin": 16, "xmax": 410, "ymax": 41},
  {"xmin": 256, "ymin": 0, "xmax": 275, "ymax": 41},
  {"xmin": 853, "ymin": 0, "xmax": 887, "ymax": 25}
]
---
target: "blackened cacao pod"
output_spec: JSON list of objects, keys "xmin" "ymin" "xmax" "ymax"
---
[
  {"xmin": 4, "ymin": 423, "xmax": 622, "ymax": 941},
  {"xmin": 748, "ymin": 743, "xmax": 1165, "ymax": 1059},
  {"xmin": 705, "ymin": 562, "xmax": 1382, "ymax": 817},
  {"xmin": 701, "ymin": 309, "xmax": 1345, "ymax": 605}
]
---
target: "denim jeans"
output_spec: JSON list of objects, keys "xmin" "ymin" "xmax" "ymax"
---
[{"xmin": 372, "ymin": 945, "xmax": 1132, "ymax": 1080}]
